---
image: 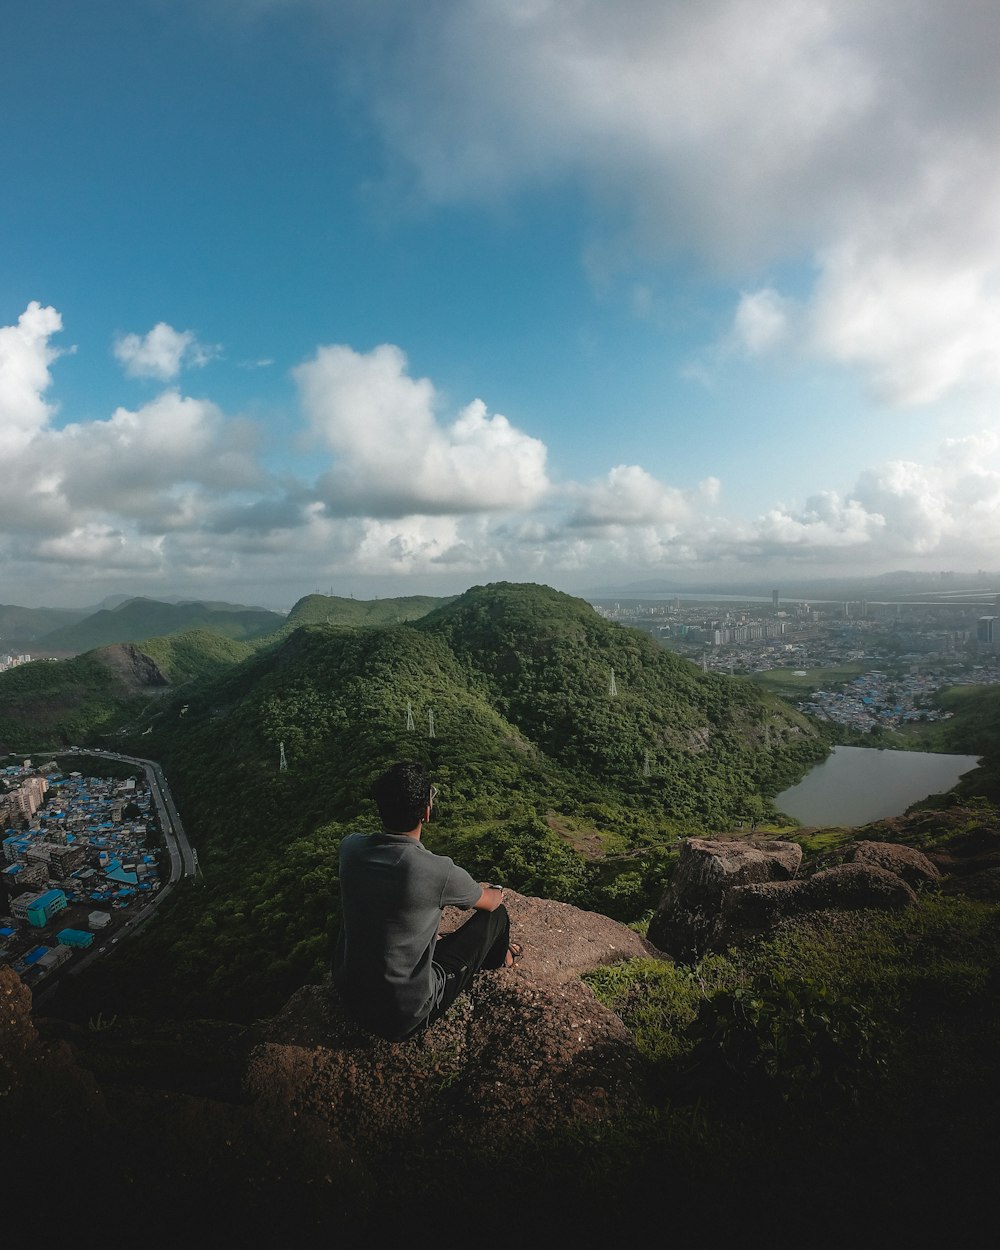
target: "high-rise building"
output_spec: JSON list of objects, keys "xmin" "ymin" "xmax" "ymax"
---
[
  {"xmin": 772, "ymin": 589, "xmax": 779, "ymax": 611},
  {"xmin": 977, "ymin": 617, "xmax": 997, "ymax": 652}
]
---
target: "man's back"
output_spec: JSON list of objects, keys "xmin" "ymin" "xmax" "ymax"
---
[{"xmin": 334, "ymin": 830, "xmax": 481, "ymax": 1040}]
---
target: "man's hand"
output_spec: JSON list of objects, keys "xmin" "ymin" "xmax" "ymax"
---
[{"xmin": 472, "ymin": 882, "xmax": 504, "ymax": 912}]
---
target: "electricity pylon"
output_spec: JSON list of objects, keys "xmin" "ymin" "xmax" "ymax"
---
[
  {"xmin": 406, "ymin": 700, "xmax": 415, "ymax": 730},
  {"xmin": 609, "ymin": 668, "xmax": 618, "ymax": 697},
  {"xmin": 279, "ymin": 741, "xmax": 288, "ymax": 771},
  {"xmin": 428, "ymin": 708, "xmax": 436, "ymax": 738}
]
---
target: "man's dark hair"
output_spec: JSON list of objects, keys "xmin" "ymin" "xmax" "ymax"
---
[{"xmin": 372, "ymin": 761, "xmax": 431, "ymax": 833}]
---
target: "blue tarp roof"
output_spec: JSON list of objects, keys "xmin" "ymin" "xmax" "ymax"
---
[
  {"xmin": 30, "ymin": 889, "xmax": 66, "ymax": 908},
  {"xmin": 23, "ymin": 947, "xmax": 48, "ymax": 966},
  {"xmin": 0, "ymin": 927, "xmax": 16, "ymax": 937}
]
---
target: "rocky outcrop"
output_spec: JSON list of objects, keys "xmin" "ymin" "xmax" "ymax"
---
[
  {"xmin": 647, "ymin": 836, "xmax": 802, "ymax": 958},
  {"xmin": 245, "ymin": 890, "xmax": 660, "ymax": 1151},
  {"xmin": 721, "ymin": 862, "xmax": 918, "ymax": 945},
  {"xmin": 95, "ymin": 642, "xmax": 169, "ymax": 688},
  {"xmin": 651, "ymin": 837, "xmax": 930, "ymax": 958},
  {"xmin": 845, "ymin": 840, "xmax": 941, "ymax": 887}
]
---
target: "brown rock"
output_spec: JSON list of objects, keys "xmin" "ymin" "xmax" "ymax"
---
[
  {"xmin": 721, "ymin": 861, "xmax": 917, "ymax": 944},
  {"xmin": 647, "ymin": 837, "xmax": 802, "ymax": 958},
  {"xmin": 803, "ymin": 862, "xmax": 917, "ymax": 911},
  {"xmin": 245, "ymin": 891, "xmax": 657, "ymax": 1153},
  {"xmin": 846, "ymin": 840, "xmax": 941, "ymax": 888}
]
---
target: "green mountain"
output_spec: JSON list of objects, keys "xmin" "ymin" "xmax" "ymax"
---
[
  {"xmin": 0, "ymin": 631, "xmax": 262, "ymax": 752},
  {"xmin": 0, "ymin": 603, "xmax": 87, "ymax": 647},
  {"xmin": 284, "ymin": 592, "xmax": 452, "ymax": 629},
  {"xmin": 36, "ymin": 597, "xmax": 285, "ymax": 654},
  {"xmin": 85, "ymin": 582, "xmax": 825, "ymax": 1020}
]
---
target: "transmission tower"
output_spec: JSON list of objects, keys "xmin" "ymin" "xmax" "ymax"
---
[
  {"xmin": 642, "ymin": 749, "xmax": 651, "ymax": 778},
  {"xmin": 609, "ymin": 668, "xmax": 618, "ymax": 697},
  {"xmin": 701, "ymin": 653, "xmax": 708, "ymax": 672},
  {"xmin": 406, "ymin": 700, "xmax": 415, "ymax": 730},
  {"xmin": 428, "ymin": 708, "xmax": 436, "ymax": 738},
  {"xmin": 279, "ymin": 741, "xmax": 288, "ymax": 771}
]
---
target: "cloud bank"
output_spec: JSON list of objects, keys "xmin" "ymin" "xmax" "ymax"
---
[
  {"xmin": 310, "ymin": 0, "xmax": 1000, "ymax": 405},
  {"xmin": 2, "ymin": 303, "xmax": 998, "ymax": 604}
]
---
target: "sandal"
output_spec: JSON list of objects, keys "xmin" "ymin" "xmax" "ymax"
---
[{"xmin": 505, "ymin": 942, "xmax": 523, "ymax": 966}]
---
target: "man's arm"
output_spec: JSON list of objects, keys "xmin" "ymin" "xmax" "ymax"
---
[{"xmin": 471, "ymin": 883, "xmax": 504, "ymax": 912}]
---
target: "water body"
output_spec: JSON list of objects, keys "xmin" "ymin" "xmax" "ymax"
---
[{"xmin": 775, "ymin": 745, "xmax": 981, "ymax": 827}]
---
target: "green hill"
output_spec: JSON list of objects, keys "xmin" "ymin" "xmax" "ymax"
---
[
  {"xmin": 284, "ymin": 592, "xmax": 451, "ymax": 630},
  {"xmin": 87, "ymin": 582, "xmax": 826, "ymax": 1020},
  {"xmin": 37, "ymin": 597, "xmax": 285, "ymax": 654},
  {"xmin": 0, "ymin": 630, "xmax": 264, "ymax": 752},
  {"xmin": 0, "ymin": 651, "xmax": 150, "ymax": 751},
  {"xmin": 0, "ymin": 603, "xmax": 87, "ymax": 647}
]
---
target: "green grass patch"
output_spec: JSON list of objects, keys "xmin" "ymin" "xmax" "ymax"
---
[{"xmin": 749, "ymin": 664, "xmax": 867, "ymax": 700}]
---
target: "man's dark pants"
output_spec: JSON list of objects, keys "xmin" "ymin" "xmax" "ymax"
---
[{"xmin": 416, "ymin": 903, "xmax": 511, "ymax": 1033}]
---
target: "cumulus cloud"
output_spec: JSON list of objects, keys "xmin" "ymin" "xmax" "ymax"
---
[
  {"xmin": 569, "ymin": 464, "xmax": 693, "ymax": 530},
  {"xmin": 4, "ymin": 299, "xmax": 1000, "ymax": 604},
  {"xmin": 114, "ymin": 322, "xmax": 219, "ymax": 380},
  {"xmin": 0, "ymin": 302, "xmax": 64, "ymax": 451},
  {"xmin": 304, "ymin": 0, "xmax": 1000, "ymax": 404},
  {"xmin": 294, "ymin": 342, "xmax": 549, "ymax": 516}
]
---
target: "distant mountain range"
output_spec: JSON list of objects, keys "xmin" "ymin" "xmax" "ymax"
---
[{"xmin": 0, "ymin": 597, "xmax": 283, "ymax": 656}]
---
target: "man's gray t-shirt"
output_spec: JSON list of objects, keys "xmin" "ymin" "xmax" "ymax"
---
[{"xmin": 333, "ymin": 831, "xmax": 482, "ymax": 1040}]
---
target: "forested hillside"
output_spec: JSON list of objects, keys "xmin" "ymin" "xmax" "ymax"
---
[
  {"xmin": 0, "ymin": 632, "xmax": 263, "ymax": 751},
  {"xmin": 284, "ymin": 592, "xmax": 452, "ymax": 630},
  {"xmin": 36, "ymin": 597, "xmax": 285, "ymax": 654},
  {"xmin": 82, "ymin": 583, "xmax": 826, "ymax": 1020}
]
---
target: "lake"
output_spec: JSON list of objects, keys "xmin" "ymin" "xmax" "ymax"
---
[{"xmin": 775, "ymin": 745, "xmax": 981, "ymax": 827}]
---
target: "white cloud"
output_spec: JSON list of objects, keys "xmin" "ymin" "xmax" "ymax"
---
[
  {"xmin": 304, "ymin": 0, "xmax": 1000, "ymax": 405},
  {"xmin": 733, "ymin": 289, "xmax": 793, "ymax": 356},
  {"xmin": 294, "ymin": 342, "xmax": 549, "ymax": 516},
  {"xmin": 113, "ymin": 322, "xmax": 219, "ymax": 380},
  {"xmin": 0, "ymin": 302, "xmax": 63, "ymax": 452},
  {"xmin": 569, "ymin": 464, "xmax": 692, "ymax": 529},
  {"xmin": 5, "ymin": 300, "xmax": 1000, "ymax": 605}
]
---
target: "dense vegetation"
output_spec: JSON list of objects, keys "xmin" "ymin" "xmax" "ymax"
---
[
  {"xmin": 284, "ymin": 592, "xmax": 452, "ymax": 630},
  {"xmin": 0, "ymin": 652, "xmax": 148, "ymax": 749}
]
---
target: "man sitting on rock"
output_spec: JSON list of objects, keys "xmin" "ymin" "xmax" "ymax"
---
[{"xmin": 333, "ymin": 760, "xmax": 518, "ymax": 1041}]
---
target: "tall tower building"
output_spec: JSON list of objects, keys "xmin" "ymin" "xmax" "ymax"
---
[{"xmin": 772, "ymin": 589, "xmax": 779, "ymax": 611}]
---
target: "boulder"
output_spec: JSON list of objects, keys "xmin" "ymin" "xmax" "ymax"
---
[
  {"xmin": 647, "ymin": 837, "xmax": 802, "ymax": 959},
  {"xmin": 940, "ymin": 826, "xmax": 1000, "ymax": 858},
  {"xmin": 245, "ymin": 890, "xmax": 660, "ymax": 1153},
  {"xmin": 802, "ymin": 862, "xmax": 917, "ymax": 911},
  {"xmin": 845, "ymin": 840, "xmax": 941, "ymax": 888}
]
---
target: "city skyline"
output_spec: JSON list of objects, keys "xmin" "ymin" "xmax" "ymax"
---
[{"xmin": 4, "ymin": 1, "xmax": 1000, "ymax": 608}]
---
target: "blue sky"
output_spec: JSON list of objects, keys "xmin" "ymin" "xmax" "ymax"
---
[{"xmin": 3, "ymin": 0, "xmax": 1000, "ymax": 609}]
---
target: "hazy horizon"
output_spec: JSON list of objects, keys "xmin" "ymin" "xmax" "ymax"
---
[{"xmin": 6, "ymin": 567, "xmax": 1000, "ymax": 618}]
